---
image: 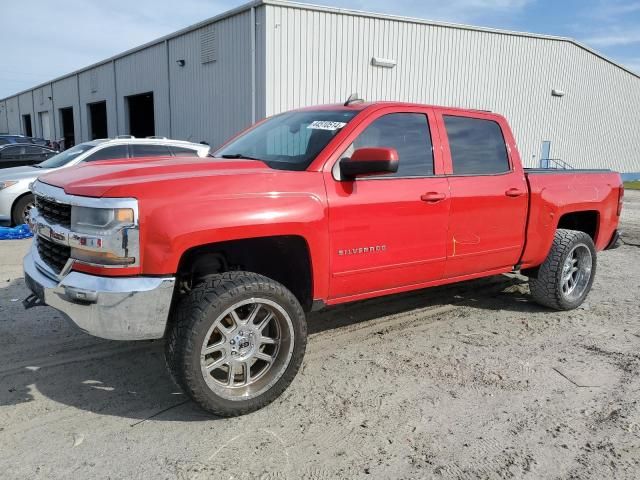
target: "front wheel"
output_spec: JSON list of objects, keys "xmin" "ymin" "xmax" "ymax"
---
[
  {"xmin": 165, "ymin": 271, "xmax": 307, "ymax": 417},
  {"xmin": 12, "ymin": 193, "xmax": 34, "ymax": 225},
  {"xmin": 528, "ymin": 229, "xmax": 597, "ymax": 310}
]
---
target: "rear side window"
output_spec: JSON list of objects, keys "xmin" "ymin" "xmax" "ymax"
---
[
  {"xmin": 170, "ymin": 146, "xmax": 200, "ymax": 157},
  {"xmin": 346, "ymin": 113, "xmax": 434, "ymax": 177},
  {"xmin": 444, "ymin": 116, "xmax": 510, "ymax": 175},
  {"xmin": 25, "ymin": 146, "xmax": 47, "ymax": 154},
  {"xmin": 2, "ymin": 146, "xmax": 23, "ymax": 155},
  {"xmin": 131, "ymin": 144, "xmax": 172, "ymax": 158},
  {"xmin": 85, "ymin": 145, "xmax": 129, "ymax": 162}
]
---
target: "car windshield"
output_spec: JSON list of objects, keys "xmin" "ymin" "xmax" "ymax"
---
[
  {"xmin": 36, "ymin": 143, "xmax": 96, "ymax": 168},
  {"xmin": 214, "ymin": 110, "xmax": 358, "ymax": 171}
]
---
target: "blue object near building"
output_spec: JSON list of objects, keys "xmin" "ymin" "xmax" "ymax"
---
[{"xmin": 0, "ymin": 224, "xmax": 33, "ymax": 240}]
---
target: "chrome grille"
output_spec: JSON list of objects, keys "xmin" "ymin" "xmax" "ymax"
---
[
  {"xmin": 36, "ymin": 237, "xmax": 70, "ymax": 274},
  {"xmin": 35, "ymin": 195, "xmax": 71, "ymax": 228}
]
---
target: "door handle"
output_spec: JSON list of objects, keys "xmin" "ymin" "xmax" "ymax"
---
[
  {"xmin": 505, "ymin": 188, "xmax": 525, "ymax": 197},
  {"xmin": 421, "ymin": 192, "xmax": 446, "ymax": 203}
]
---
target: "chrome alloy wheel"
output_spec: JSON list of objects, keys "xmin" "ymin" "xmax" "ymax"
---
[
  {"xmin": 200, "ymin": 298, "xmax": 294, "ymax": 400},
  {"xmin": 561, "ymin": 244, "xmax": 592, "ymax": 301},
  {"xmin": 22, "ymin": 201, "xmax": 34, "ymax": 224}
]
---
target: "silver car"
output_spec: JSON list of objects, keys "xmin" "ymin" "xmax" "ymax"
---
[{"xmin": 0, "ymin": 138, "xmax": 210, "ymax": 225}]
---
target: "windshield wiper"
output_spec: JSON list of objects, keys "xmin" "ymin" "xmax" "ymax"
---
[{"xmin": 220, "ymin": 153, "xmax": 264, "ymax": 161}]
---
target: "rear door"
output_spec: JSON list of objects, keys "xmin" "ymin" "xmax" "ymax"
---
[
  {"xmin": 437, "ymin": 110, "xmax": 528, "ymax": 278},
  {"xmin": 324, "ymin": 107, "xmax": 451, "ymax": 300},
  {"xmin": 23, "ymin": 146, "xmax": 50, "ymax": 165}
]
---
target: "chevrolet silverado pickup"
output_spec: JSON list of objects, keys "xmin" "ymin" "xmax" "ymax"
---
[{"xmin": 23, "ymin": 102, "xmax": 623, "ymax": 416}]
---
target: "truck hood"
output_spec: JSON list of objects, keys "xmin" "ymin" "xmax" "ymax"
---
[{"xmin": 38, "ymin": 156, "xmax": 275, "ymax": 197}]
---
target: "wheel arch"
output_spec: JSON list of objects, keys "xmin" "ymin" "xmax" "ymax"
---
[
  {"xmin": 556, "ymin": 210, "xmax": 600, "ymax": 243},
  {"xmin": 176, "ymin": 235, "xmax": 314, "ymax": 312}
]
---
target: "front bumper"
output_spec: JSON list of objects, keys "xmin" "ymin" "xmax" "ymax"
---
[{"xmin": 23, "ymin": 246, "xmax": 175, "ymax": 340}]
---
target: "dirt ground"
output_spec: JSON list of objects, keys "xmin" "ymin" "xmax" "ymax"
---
[{"xmin": 1, "ymin": 192, "xmax": 639, "ymax": 480}]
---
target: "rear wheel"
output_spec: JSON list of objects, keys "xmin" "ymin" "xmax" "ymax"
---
[
  {"xmin": 12, "ymin": 193, "xmax": 34, "ymax": 225},
  {"xmin": 528, "ymin": 229, "xmax": 596, "ymax": 310},
  {"xmin": 165, "ymin": 271, "xmax": 307, "ymax": 417}
]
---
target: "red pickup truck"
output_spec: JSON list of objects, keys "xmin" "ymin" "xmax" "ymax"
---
[{"xmin": 23, "ymin": 102, "xmax": 623, "ymax": 416}]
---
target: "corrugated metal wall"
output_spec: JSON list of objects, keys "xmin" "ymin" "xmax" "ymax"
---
[
  {"xmin": 263, "ymin": 4, "xmax": 640, "ymax": 172},
  {"xmin": 79, "ymin": 62, "xmax": 117, "ymax": 138},
  {"xmin": 0, "ymin": 5, "xmax": 262, "ymax": 147},
  {"xmin": 168, "ymin": 8, "xmax": 257, "ymax": 148},
  {"xmin": 52, "ymin": 75, "xmax": 82, "ymax": 144},
  {"xmin": 0, "ymin": 101, "xmax": 8, "ymax": 133},
  {"xmin": 115, "ymin": 43, "xmax": 171, "ymax": 137},
  {"xmin": 5, "ymin": 97, "xmax": 21, "ymax": 134},
  {"xmin": 32, "ymin": 84, "xmax": 54, "ymax": 139}
]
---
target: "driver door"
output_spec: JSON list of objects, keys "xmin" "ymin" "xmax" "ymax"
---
[{"xmin": 324, "ymin": 107, "xmax": 450, "ymax": 301}]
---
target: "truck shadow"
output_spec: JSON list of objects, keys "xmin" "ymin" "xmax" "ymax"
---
[{"xmin": 0, "ymin": 273, "xmax": 546, "ymax": 422}]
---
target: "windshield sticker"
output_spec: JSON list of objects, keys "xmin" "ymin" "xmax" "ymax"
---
[{"xmin": 307, "ymin": 120, "xmax": 347, "ymax": 131}]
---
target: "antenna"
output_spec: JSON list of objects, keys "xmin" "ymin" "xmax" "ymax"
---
[{"xmin": 344, "ymin": 93, "xmax": 364, "ymax": 106}]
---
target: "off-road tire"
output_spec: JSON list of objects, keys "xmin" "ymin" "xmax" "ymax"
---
[
  {"xmin": 12, "ymin": 193, "xmax": 34, "ymax": 225},
  {"xmin": 165, "ymin": 271, "xmax": 307, "ymax": 417},
  {"xmin": 528, "ymin": 229, "xmax": 597, "ymax": 310}
]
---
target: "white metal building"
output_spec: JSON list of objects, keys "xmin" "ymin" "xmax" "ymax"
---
[{"xmin": 1, "ymin": 0, "xmax": 639, "ymax": 173}]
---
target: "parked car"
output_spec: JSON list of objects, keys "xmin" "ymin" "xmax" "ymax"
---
[
  {"xmin": 30, "ymin": 137, "xmax": 49, "ymax": 146},
  {"xmin": 0, "ymin": 135, "xmax": 31, "ymax": 145},
  {"xmin": 0, "ymin": 144, "xmax": 57, "ymax": 169},
  {"xmin": 0, "ymin": 137, "xmax": 210, "ymax": 225},
  {"xmin": 23, "ymin": 102, "xmax": 622, "ymax": 417}
]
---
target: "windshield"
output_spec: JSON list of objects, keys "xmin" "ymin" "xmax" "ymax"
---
[
  {"xmin": 214, "ymin": 110, "xmax": 358, "ymax": 171},
  {"xmin": 37, "ymin": 143, "xmax": 96, "ymax": 168}
]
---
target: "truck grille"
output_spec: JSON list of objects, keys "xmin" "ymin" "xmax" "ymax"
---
[
  {"xmin": 36, "ymin": 237, "xmax": 71, "ymax": 274},
  {"xmin": 35, "ymin": 195, "xmax": 71, "ymax": 228}
]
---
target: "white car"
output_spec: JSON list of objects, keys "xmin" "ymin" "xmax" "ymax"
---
[{"xmin": 0, "ymin": 137, "xmax": 210, "ymax": 225}]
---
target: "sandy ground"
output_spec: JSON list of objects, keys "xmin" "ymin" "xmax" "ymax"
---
[{"xmin": 0, "ymin": 192, "xmax": 639, "ymax": 480}]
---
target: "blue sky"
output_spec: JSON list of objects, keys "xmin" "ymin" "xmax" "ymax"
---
[{"xmin": 1, "ymin": 0, "xmax": 639, "ymax": 98}]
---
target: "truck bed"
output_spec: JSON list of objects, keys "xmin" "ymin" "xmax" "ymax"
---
[{"xmin": 519, "ymin": 168, "xmax": 622, "ymax": 269}]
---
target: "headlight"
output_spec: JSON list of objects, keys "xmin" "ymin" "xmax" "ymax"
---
[
  {"xmin": 69, "ymin": 205, "xmax": 138, "ymax": 266},
  {"xmin": 71, "ymin": 206, "xmax": 134, "ymax": 235},
  {"xmin": 0, "ymin": 180, "xmax": 18, "ymax": 190}
]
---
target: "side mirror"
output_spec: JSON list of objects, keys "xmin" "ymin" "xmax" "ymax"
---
[{"xmin": 339, "ymin": 147, "xmax": 399, "ymax": 179}]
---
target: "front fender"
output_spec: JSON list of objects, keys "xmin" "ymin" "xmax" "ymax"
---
[{"xmin": 140, "ymin": 191, "xmax": 330, "ymax": 299}]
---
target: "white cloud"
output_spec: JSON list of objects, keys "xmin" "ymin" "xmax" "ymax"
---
[
  {"xmin": 0, "ymin": 0, "xmax": 238, "ymax": 98},
  {"xmin": 585, "ymin": 30, "xmax": 640, "ymax": 47},
  {"xmin": 311, "ymin": 0, "xmax": 533, "ymax": 23}
]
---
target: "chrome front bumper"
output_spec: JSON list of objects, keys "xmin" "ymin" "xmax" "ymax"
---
[{"xmin": 23, "ymin": 246, "xmax": 175, "ymax": 340}]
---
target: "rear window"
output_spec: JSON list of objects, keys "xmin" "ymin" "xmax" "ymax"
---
[
  {"xmin": 444, "ymin": 116, "xmax": 510, "ymax": 175},
  {"xmin": 131, "ymin": 144, "xmax": 172, "ymax": 158},
  {"xmin": 170, "ymin": 146, "xmax": 200, "ymax": 157}
]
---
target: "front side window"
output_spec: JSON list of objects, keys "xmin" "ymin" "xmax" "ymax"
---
[
  {"xmin": 342, "ymin": 113, "xmax": 434, "ymax": 177},
  {"xmin": 215, "ymin": 110, "xmax": 358, "ymax": 171},
  {"xmin": 84, "ymin": 145, "xmax": 129, "ymax": 162},
  {"xmin": 444, "ymin": 115, "xmax": 510, "ymax": 175}
]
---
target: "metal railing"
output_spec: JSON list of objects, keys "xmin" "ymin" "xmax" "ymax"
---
[{"xmin": 539, "ymin": 158, "xmax": 573, "ymax": 169}]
